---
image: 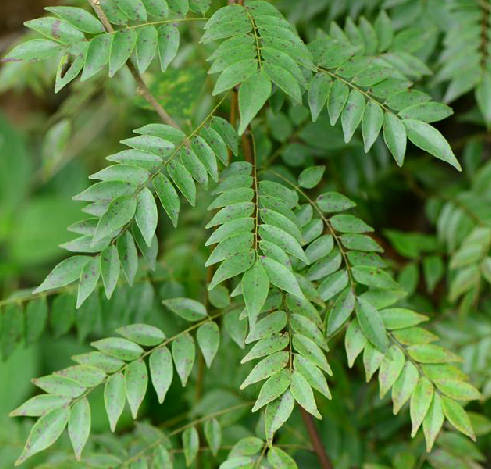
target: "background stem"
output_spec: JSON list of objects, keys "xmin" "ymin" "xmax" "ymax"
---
[
  {"xmin": 300, "ymin": 408, "xmax": 333, "ymax": 469},
  {"xmin": 86, "ymin": 0, "xmax": 180, "ymax": 129}
]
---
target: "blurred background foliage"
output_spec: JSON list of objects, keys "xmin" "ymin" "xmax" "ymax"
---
[{"xmin": 2, "ymin": 0, "xmax": 491, "ymax": 467}]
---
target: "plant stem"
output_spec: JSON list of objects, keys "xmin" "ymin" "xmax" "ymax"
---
[
  {"xmin": 194, "ymin": 265, "xmax": 215, "ymax": 468},
  {"xmin": 86, "ymin": 0, "xmax": 180, "ymax": 129},
  {"xmin": 300, "ymin": 408, "xmax": 333, "ymax": 469}
]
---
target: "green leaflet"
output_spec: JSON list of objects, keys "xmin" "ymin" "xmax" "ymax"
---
[
  {"xmin": 410, "ymin": 377, "xmax": 433, "ymax": 437},
  {"xmin": 33, "ymin": 375, "xmax": 85, "ymax": 398},
  {"xmin": 115, "ymin": 0, "xmax": 147, "ymax": 21},
  {"xmin": 100, "ymin": 0, "xmax": 129, "ymax": 25},
  {"xmin": 362, "ymin": 100, "xmax": 383, "ymax": 152},
  {"xmin": 46, "ymin": 7, "xmax": 104, "ymax": 34},
  {"xmin": 55, "ymin": 366, "xmax": 105, "ymax": 387},
  {"xmin": 352, "ymin": 265, "xmax": 398, "ymax": 289},
  {"xmin": 330, "ymin": 214, "xmax": 373, "ymax": 234},
  {"xmin": 265, "ymin": 391, "xmax": 295, "ymax": 443},
  {"xmin": 6, "ymin": 39, "xmax": 64, "ymax": 62},
  {"xmin": 224, "ymin": 308, "xmax": 247, "ymax": 349},
  {"xmin": 68, "ymin": 397, "xmax": 91, "ymax": 460},
  {"xmin": 399, "ymin": 102, "xmax": 453, "ymax": 123},
  {"xmin": 153, "ymin": 445, "xmax": 173, "ymax": 468},
  {"xmin": 92, "ymin": 337, "xmax": 144, "ymax": 361},
  {"xmin": 207, "ymin": 203, "xmax": 255, "ymax": 228},
  {"xmin": 242, "ymin": 260, "xmax": 270, "ymax": 327},
  {"xmin": 252, "ymin": 369, "xmax": 290, "ymax": 412},
  {"xmin": 16, "ymin": 407, "xmax": 69, "ymax": 465},
  {"xmin": 168, "ymin": 160, "xmax": 196, "ymax": 206},
  {"xmin": 260, "ymin": 209, "xmax": 302, "ymax": 242},
  {"xmin": 172, "ymin": 332, "xmax": 195, "ymax": 386},
  {"xmin": 268, "ymin": 447, "xmax": 297, "ymax": 468},
  {"xmin": 238, "ymin": 71, "xmax": 272, "ymax": 135},
  {"xmin": 55, "ymin": 44, "xmax": 87, "ymax": 93},
  {"xmin": 356, "ymin": 297, "xmax": 389, "ymax": 353},
  {"xmin": 383, "ymin": 112, "xmax": 407, "ymax": 166},
  {"xmin": 363, "ymin": 343, "xmax": 384, "ymax": 381},
  {"xmin": 240, "ymin": 351, "xmax": 289, "ymax": 389},
  {"xmin": 328, "ymin": 79, "xmax": 349, "ymax": 125},
  {"xmin": 441, "ymin": 396, "xmax": 476, "ymax": 440},
  {"xmin": 149, "ymin": 347, "xmax": 173, "ymax": 403},
  {"xmin": 261, "ymin": 180, "xmax": 298, "ymax": 207},
  {"xmin": 74, "ymin": 181, "xmax": 136, "ymax": 203},
  {"xmin": 305, "ymin": 234, "xmax": 333, "ymax": 264},
  {"xmin": 117, "ymin": 231, "xmax": 138, "ymax": 285},
  {"xmin": 407, "ymin": 344, "xmax": 461, "ymax": 364},
  {"xmin": 476, "ymin": 71, "xmax": 491, "ymax": 125},
  {"xmin": 122, "ymin": 135, "xmax": 174, "ymax": 156},
  {"xmin": 378, "ymin": 345, "xmax": 405, "ymax": 398},
  {"xmin": 308, "ymin": 73, "xmax": 331, "ymax": 122},
  {"xmin": 204, "ymin": 419, "xmax": 221, "ymax": 456},
  {"xmin": 105, "ymin": 372, "xmax": 126, "ymax": 432},
  {"xmin": 345, "ymin": 319, "xmax": 367, "ymax": 368},
  {"xmin": 73, "ymin": 351, "xmax": 124, "ymax": 373},
  {"xmin": 211, "ymin": 117, "xmax": 238, "ymax": 156},
  {"xmin": 101, "ymin": 245, "xmax": 120, "ymax": 300},
  {"xmin": 153, "ymin": 173, "xmax": 180, "ymax": 227},
  {"xmin": 136, "ymin": 26, "xmax": 158, "ymax": 74},
  {"xmin": 290, "ymin": 370, "xmax": 321, "ymax": 419},
  {"xmin": 94, "ymin": 194, "xmax": 137, "ymax": 242},
  {"xmin": 208, "ymin": 285, "xmax": 230, "ymax": 308},
  {"xmin": 261, "ymin": 257, "xmax": 304, "ymax": 298},
  {"xmin": 209, "ymin": 251, "xmax": 256, "ymax": 290},
  {"xmin": 327, "ymin": 287, "xmax": 355, "ymax": 335},
  {"xmin": 25, "ymin": 18, "xmax": 84, "ymax": 45},
  {"xmin": 316, "ymin": 192, "xmax": 356, "ymax": 213},
  {"xmin": 436, "ymin": 380, "xmax": 481, "ymax": 402},
  {"xmin": 404, "ymin": 119, "xmax": 462, "ymax": 171},
  {"xmin": 292, "ymin": 334, "xmax": 331, "ymax": 373},
  {"xmin": 245, "ymin": 311, "xmax": 287, "ymax": 344},
  {"xmin": 341, "ymin": 234, "xmax": 383, "ymax": 252},
  {"xmin": 298, "ymin": 165, "xmax": 326, "ymax": 190},
  {"xmin": 241, "ymin": 334, "xmax": 289, "ymax": 363},
  {"xmin": 117, "ymin": 324, "xmax": 165, "ymax": 347},
  {"xmin": 167, "ymin": 0, "xmax": 189, "ymax": 15},
  {"xmin": 341, "ymin": 89, "xmax": 365, "ymax": 143},
  {"xmin": 34, "ymin": 256, "xmax": 91, "ymax": 293},
  {"xmin": 109, "ymin": 29, "xmax": 137, "ymax": 77},
  {"xmin": 164, "ymin": 297, "xmax": 207, "ymax": 322},
  {"xmin": 125, "ymin": 359, "xmax": 148, "ymax": 418},
  {"xmin": 192, "ymin": 136, "xmax": 218, "ymax": 182},
  {"xmin": 318, "ymin": 270, "xmax": 348, "ymax": 301},
  {"xmin": 10, "ymin": 395, "xmax": 71, "ymax": 418},
  {"xmin": 206, "ymin": 234, "xmax": 254, "ymax": 267},
  {"xmin": 24, "ymin": 297, "xmax": 48, "ymax": 346},
  {"xmin": 294, "ymin": 354, "xmax": 331, "ymax": 399},
  {"xmin": 157, "ymin": 25, "xmax": 180, "ymax": 71},
  {"xmin": 183, "ymin": 427, "xmax": 199, "ymax": 466},
  {"xmin": 392, "ymin": 361, "xmax": 419, "ymax": 414},
  {"xmin": 290, "ymin": 314, "xmax": 324, "ymax": 348},
  {"xmin": 197, "ymin": 322, "xmax": 220, "ymax": 368},
  {"xmin": 422, "ymin": 393, "xmax": 444, "ymax": 452},
  {"xmin": 77, "ymin": 255, "xmax": 100, "ymax": 308},
  {"xmin": 135, "ymin": 188, "xmax": 158, "ymax": 247},
  {"xmin": 259, "ymin": 225, "xmax": 308, "ymax": 263},
  {"xmin": 180, "ymin": 145, "xmax": 208, "ymax": 186},
  {"xmin": 263, "ymin": 62, "xmax": 301, "ymax": 103},
  {"xmin": 379, "ymin": 308, "xmax": 428, "ymax": 329},
  {"xmin": 82, "ymin": 34, "xmax": 113, "ymax": 82},
  {"xmin": 213, "ymin": 59, "xmax": 258, "ymax": 95}
]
